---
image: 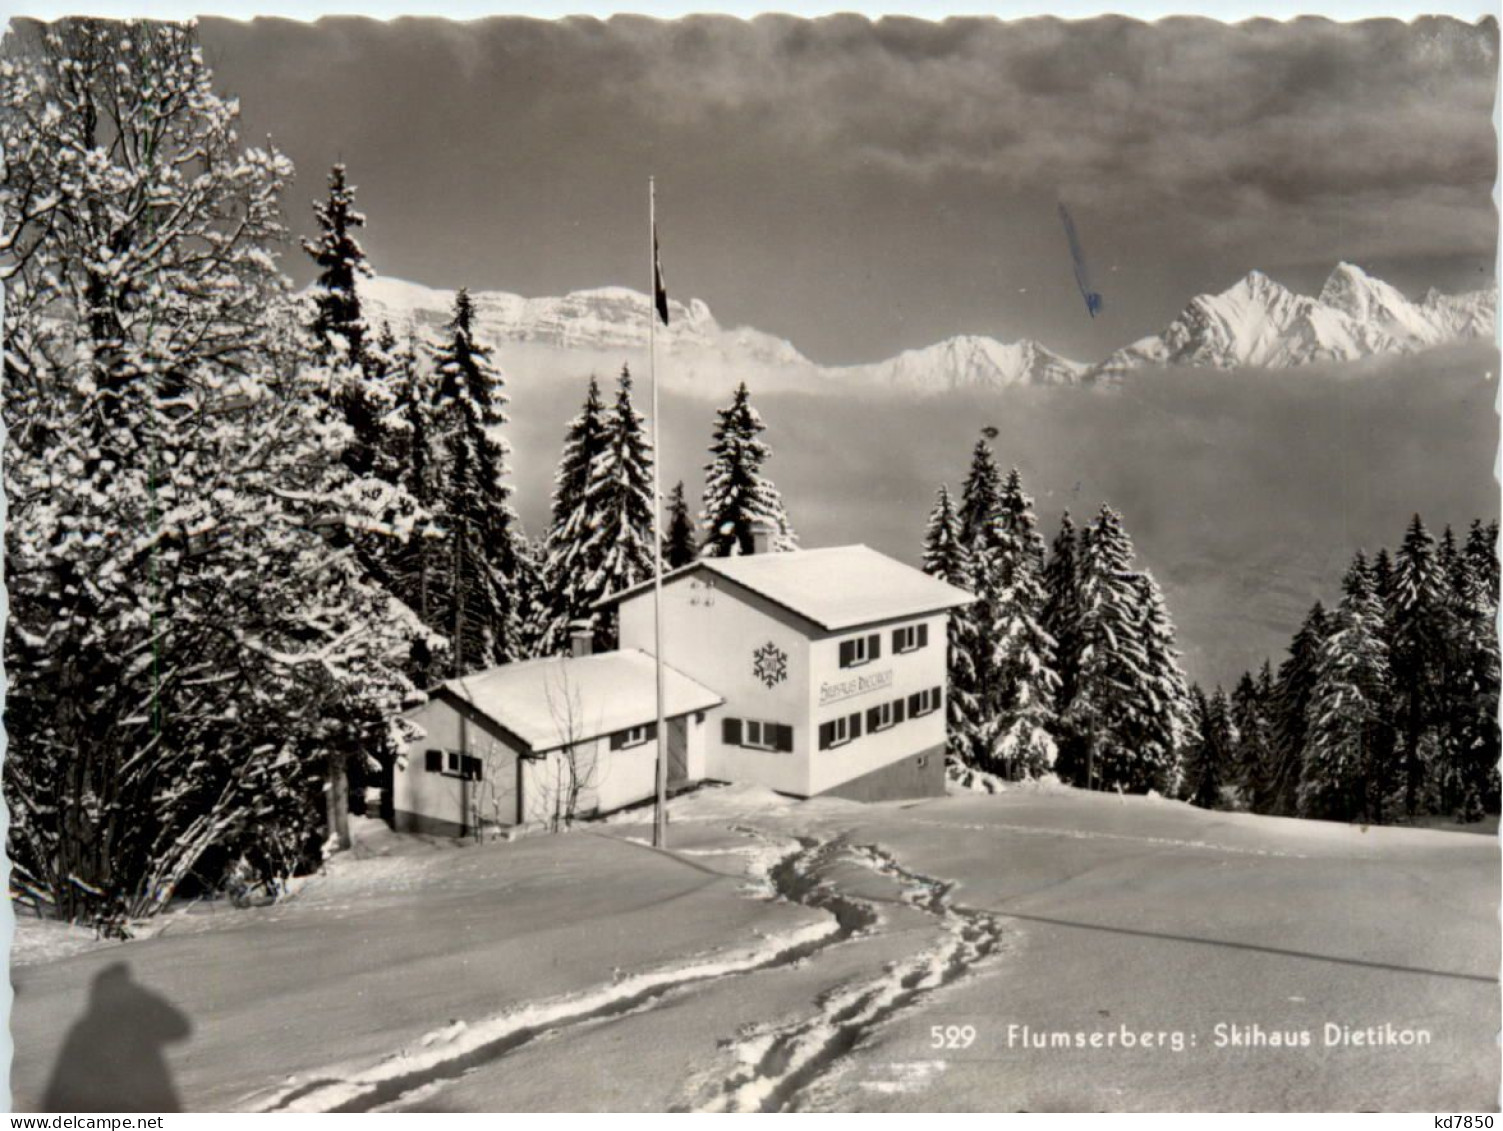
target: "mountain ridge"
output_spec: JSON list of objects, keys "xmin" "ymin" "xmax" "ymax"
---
[{"xmin": 353, "ymin": 264, "xmax": 1496, "ymax": 395}]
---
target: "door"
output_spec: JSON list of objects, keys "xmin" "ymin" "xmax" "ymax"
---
[{"xmin": 668, "ymin": 717, "xmax": 689, "ymax": 788}]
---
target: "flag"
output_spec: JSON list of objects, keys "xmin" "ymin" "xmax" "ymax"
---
[{"xmin": 653, "ymin": 225, "xmax": 669, "ymax": 326}]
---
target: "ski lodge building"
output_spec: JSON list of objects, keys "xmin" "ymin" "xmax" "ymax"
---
[{"xmin": 390, "ymin": 541, "xmax": 973, "ymax": 836}]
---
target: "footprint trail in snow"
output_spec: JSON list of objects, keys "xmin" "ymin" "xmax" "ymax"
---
[
  {"xmin": 246, "ymin": 827, "xmax": 1008, "ymax": 1114},
  {"xmin": 682, "ymin": 841, "xmax": 1009, "ymax": 1112}
]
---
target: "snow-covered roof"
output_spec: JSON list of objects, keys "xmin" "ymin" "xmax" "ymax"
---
[
  {"xmin": 429, "ymin": 650, "xmax": 723, "ymax": 753},
  {"xmin": 596, "ymin": 545, "xmax": 974, "ymax": 632}
]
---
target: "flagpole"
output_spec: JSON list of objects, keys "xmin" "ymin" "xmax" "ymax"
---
[{"xmin": 650, "ymin": 176, "xmax": 669, "ymax": 850}]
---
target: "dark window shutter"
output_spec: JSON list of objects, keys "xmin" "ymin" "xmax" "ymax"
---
[
  {"xmin": 934, "ymin": 685, "xmax": 943, "ymax": 705},
  {"xmin": 723, "ymin": 718, "xmax": 743, "ymax": 746},
  {"xmin": 839, "ymin": 640, "xmax": 854, "ymax": 668},
  {"xmin": 892, "ymin": 628, "xmax": 902, "ymax": 651},
  {"xmin": 647, "ymin": 722, "xmax": 658, "ymax": 741},
  {"xmin": 919, "ymin": 623, "xmax": 929, "ymax": 647},
  {"xmin": 850, "ymin": 712, "xmax": 863, "ymax": 739},
  {"xmin": 464, "ymin": 755, "xmax": 482, "ymax": 781},
  {"xmin": 869, "ymin": 633, "xmax": 881, "ymax": 659},
  {"xmin": 425, "ymin": 749, "xmax": 442, "ymax": 773},
  {"xmin": 908, "ymin": 692, "xmax": 920, "ymax": 715},
  {"xmin": 610, "ymin": 731, "xmax": 626, "ymax": 751},
  {"xmin": 775, "ymin": 724, "xmax": 794, "ymax": 752},
  {"xmin": 895, "ymin": 698, "xmax": 907, "ymax": 724},
  {"xmin": 819, "ymin": 722, "xmax": 833, "ymax": 750},
  {"xmin": 866, "ymin": 706, "xmax": 879, "ymax": 731}
]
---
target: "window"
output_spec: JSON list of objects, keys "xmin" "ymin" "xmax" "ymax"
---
[
  {"xmin": 424, "ymin": 749, "xmax": 482, "ymax": 781},
  {"xmin": 866, "ymin": 701, "xmax": 897, "ymax": 733},
  {"xmin": 892, "ymin": 623, "xmax": 929, "ymax": 654},
  {"xmin": 745, "ymin": 720, "xmax": 774, "ymax": 750},
  {"xmin": 722, "ymin": 717, "xmax": 794, "ymax": 752},
  {"xmin": 838, "ymin": 633, "xmax": 881, "ymax": 669},
  {"xmin": 907, "ymin": 686, "xmax": 944, "ymax": 717},
  {"xmin": 818, "ymin": 711, "xmax": 864, "ymax": 750},
  {"xmin": 609, "ymin": 723, "xmax": 657, "ymax": 751}
]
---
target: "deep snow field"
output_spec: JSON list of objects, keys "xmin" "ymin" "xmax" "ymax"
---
[{"xmin": 10, "ymin": 784, "xmax": 1499, "ymax": 1112}]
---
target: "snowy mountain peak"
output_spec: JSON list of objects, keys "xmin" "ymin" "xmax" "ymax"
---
[
  {"xmin": 1317, "ymin": 262, "xmax": 1419, "ymax": 329},
  {"xmin": 1092, "ymin": 265, "xmax": 1496, "ymax": 379},
  {"xmin": 830, "ymin": 334, "xmax": 1084, "ymax": 391},
  {"xmin": 1230, "ymin": 268, "xmax": 1286, "ymax": 299},
  {"xmin": 357, "ymin": 276, "xmax": 801, "ymax": 369}
]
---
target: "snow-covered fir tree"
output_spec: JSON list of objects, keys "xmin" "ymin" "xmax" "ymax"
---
[
  {"xmin": 540, "ymin": 375, "xmax": 611, "ymax": 653},
  {"xmin": 952, "ymin": 438, "xmax": 1006, "ymax": 766},
  {"xmin": 922, "ymin": 483, "xmax": 980, "ymax": 766},
  {"xmin": 1041, "ymin": 510, "xmax": 1087, "ymax": 778},
  {"xmin": 1261, "ymin": 602, "xmax": 1329, "ymax": 815},
  {"xmin": 384, "ymin": 327, "xmax": 448, "ymax": 683},
  {"xmin": 363, "ymin": 321, "xmax": 411, "ymax": 483},
  {"xmin": 1465, "ymin": 518, "xmax": 1500, "ymax": 597},
  {"xmin": 302, "ymin": 165, "xmax": 403, "ymax": 492},
  {"xmin": 978, "ymin": 469, "xmax": 1060, "ymax": 778},
  {"xmin": 1064, "ymin": 506, "xmax": 1166, "ymax": 792},
  {"xmin": 1184, "ymin": 686, "xmax": 1234, "ymax": 809},
  {"xmin": 957, "ymin": 439, "xmax": 1003, "ymax": 549},
  {"xmin": 1, "ymin": 19, "xmax": 427, "ymax": 927},
  {"xmin": 700, "ymin": 382, "xmax": 797, "ymax": 556},
  {"xmin": 1371, "ymin": 547, "xmax": 1396, "ymax": 614},
  {"xmin": 1388, "ymin": 514, "xmax": 1449, "ymax": 816},
  {"xmin": 922, "ymin": 484, "xmax": 973, "ymax": 589},
  {"xmin": 1230, "ymin": 665, "xmax": 1276, "ymax": 804},
  {"xmin": 1124, "ymin": 570, "xmax": 1193, "ymax": 794},
  {"xmin": 304, "ymin": 162, "xmax": 371, "ymax": 367},
  {"xmin": 996, "ymin": 467, "xmax": 1048, "ymax": 575},
  {"xmin": 664, "ymin": 481, "xmax": 698, "ymax": 569},
  {"xmin": 582, "ymin": 366, "xmax": 657, "ymax": 651},
  {"xmin": 302, "ymin": 174, "xmax": 416, "ymax": 618},
  {"xmin": 1298, "ymin": 553, "xmax": 1393, "ymax": 822},
  {"xmin": 1440, "ymin": 521, "xmax": 1500, "ymax": 817},
  {"xmin": 429, "ymin": 288, "xmax": 521, "ymax": 669},
  {"xmin": 507, "ymin": 536, "xmax": 553, "ymax": 662}
]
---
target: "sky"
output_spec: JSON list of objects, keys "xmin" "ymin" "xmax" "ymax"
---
[{"xmin": 197, "ymin": 14, "xmax": 1499, "ymax": 366}]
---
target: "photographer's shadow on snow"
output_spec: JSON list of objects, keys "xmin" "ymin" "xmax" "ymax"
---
[{"xmin": 41, "ymin": 962, "xmax": 192, "ymax": 1112}]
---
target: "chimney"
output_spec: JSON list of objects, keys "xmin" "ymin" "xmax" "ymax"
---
[
  {"xmin": 750, "ymin": 522, "xmax": 773, "ymax": 556},
  {"xmin": 568, "ymin": 620, "xmax": 593, "ymax": 658}
]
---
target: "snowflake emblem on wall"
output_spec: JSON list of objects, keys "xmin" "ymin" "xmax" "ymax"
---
[{"xmin": 753, "ymin": 641, "xmax": 788, "ymax": 689}]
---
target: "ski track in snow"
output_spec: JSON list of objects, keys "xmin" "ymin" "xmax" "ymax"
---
[{"xmin": 681, "ymin": 840, "xmax": 1010, "ymax": 1113}]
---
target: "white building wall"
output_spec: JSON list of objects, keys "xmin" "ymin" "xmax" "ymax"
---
[
  {"xmin": 395, "ymin": 698, "xmax": 523, "ymax": 833},
  {"xmin": 519, "ymin": 738, "xmax": 606, "ymax": 826},
  {"xmin": 620, "ymin": 577, "xmax": 813, "ymax": 796},
  {"xmin": 807, "ymin": 611, "xmax": 950, "ymax": 795},
  {"xmin": 515, "ymin": 715, "xmax": 708, "ymax": 825},
  {"xmin": 805, "ymin": 613, "xmax": 943, "ymax": 788}
]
